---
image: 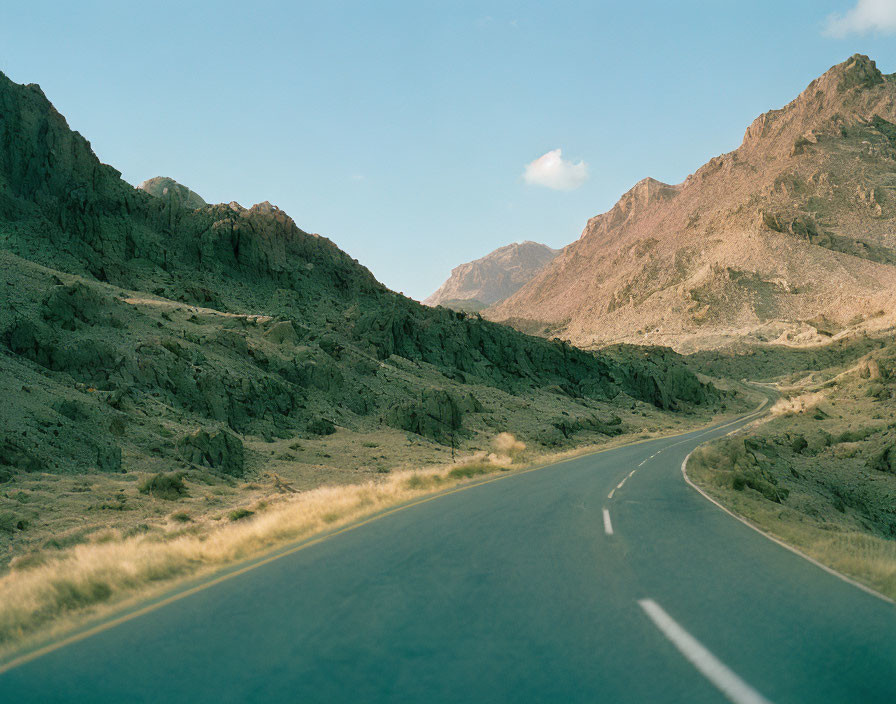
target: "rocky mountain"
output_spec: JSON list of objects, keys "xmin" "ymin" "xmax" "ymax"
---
[
  {"xmin": 138, "ymin": 176, "xmax": 207, "ymax": 210},
  {"xmin": 424, "ymin": 241, "xmax": 560, "ymax": 311},
  {"xmin": 487, "ymin": 55, "xmax": 896, "ymax": 352},
  {"xmin": 0, "ymin": 70, "xmax": 725, "ymax": 489}
]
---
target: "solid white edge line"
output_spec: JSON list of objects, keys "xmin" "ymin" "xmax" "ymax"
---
[
  {"xmin": 638, "ymin": 599, "xmax": 773, "ymax": 704},
  {"xmin": 681, "ymin": 452, "xmax": 895, "ymax": 605},
  {"xmin": 602, "ymin": 508, "xmax": 613, "ymax": 535}
]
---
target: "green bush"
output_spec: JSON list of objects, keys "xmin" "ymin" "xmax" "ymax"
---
[
  {"xmin": 404, "ymin": 474, "xmax": 443, "ymax": 490},
  {"xmin": 138, "ymin": 472, "xmax": 187, "ymax": 500},
  {"xmin": 447, "ymin": 462, "xmax": 493, "ymax": 480},
  {"xmin": 834, "ymin": 427, "xmax": 877, "ymax": 444},
  {"xmin": 0, "ymin": 510, "xmax": 27, "ymax": 532},
  {"xmin": 228, "ymin": 508, "xmax": 254, "ymax": 521},
  {"xmin": 869, "ymin": 445, "xmax": 896, "ymax": 474},
  {"xmin": 307, "ymin": 418, "xmax": 336, "ymax": 435},
  {"xmin": 790, "ymin": 435, "xmax": 808, "ymax": 453}
]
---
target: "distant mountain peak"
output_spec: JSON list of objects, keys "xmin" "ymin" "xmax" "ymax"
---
[{"xmin": 425, "ymin": 241, "xmax": 560, "ymax": 309}]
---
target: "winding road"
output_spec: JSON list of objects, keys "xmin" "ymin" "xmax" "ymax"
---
[{"xmin": 3, "ymin": 411, "xmax": 895, "ymax": 703}]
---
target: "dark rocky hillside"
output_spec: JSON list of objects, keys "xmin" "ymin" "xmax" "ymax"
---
[{"xmin": 0, "ymin": 70, "xmax": 727, "ymax": 487}]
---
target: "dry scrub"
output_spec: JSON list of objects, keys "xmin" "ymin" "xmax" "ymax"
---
[
  {"xmin": 687, "ymin": 441, "xmax": 896, "ymax": 600},
  {"xmin": 0, "ymin": 436, "xmax": 528, "ymax": 659}
]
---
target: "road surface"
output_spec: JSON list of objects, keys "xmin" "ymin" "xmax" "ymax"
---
[{"xmin": 2, "ymin": 412, "xmax": 894, "ymax": 703}]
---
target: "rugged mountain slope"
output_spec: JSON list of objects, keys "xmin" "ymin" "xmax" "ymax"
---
[
  {"xmin": 487, "ymin": 55, "xmax": 896, "ymax": 352},
  {"xmin": 424, "ymin": 241, "xmax": 559, "ymax": 311},
  {"xmin": 0, "ymin": 70, "xmax": 726, "ymax": 491},
  {"xmin": 138, "ymin": 176, "xmax": 207, "ymax": 210}
]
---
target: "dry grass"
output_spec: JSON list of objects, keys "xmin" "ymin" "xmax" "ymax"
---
[
  {"xmin": 768, "ymin": 391, "xmax": 829, "ymax": 416},
  {"xmin": 0, "ymin": 414, "xmax": 734, "ymax": 660},
  {"xmin": 687, "ymin": 444, "xmax": 896, "ymax": 600},
  {"xmin": 0, "ymin": 439, "xmax": 532, "ymax": 659}
]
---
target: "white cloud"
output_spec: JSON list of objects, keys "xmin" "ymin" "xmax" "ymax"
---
[
  {"xmin": 824, "ymin": 0, "xmax": 896, "ymax": 37},
  {"xmin": 523, "ymin": 149, "xmax": 588, "ymax": 190}
]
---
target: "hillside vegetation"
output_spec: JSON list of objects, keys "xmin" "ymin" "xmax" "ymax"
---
[
  {"xmin": 0, "ymin": 70, "xmax": 732, "ymax": 569},
  {"xmin": 687, "ymin": 332, "xmax": 896, "ymax": 598}
]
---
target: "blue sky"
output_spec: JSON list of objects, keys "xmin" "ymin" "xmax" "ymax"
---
[{"xmin": 2, "ymin": 1, "xmax": 895, "ymax": 300}]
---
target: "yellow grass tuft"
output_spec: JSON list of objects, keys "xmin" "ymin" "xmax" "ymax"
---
[
  {"xmin": 492, "ymin": 432, "xmax": 526, "ymax": 456},
  {"xmin": 0, "ymin": 447, "xmax": 525, "ymax": 658}
]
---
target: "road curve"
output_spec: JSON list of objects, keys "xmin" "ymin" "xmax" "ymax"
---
[{"xmin": 2, "ymin": 412, "xmax": 895, "ymax": 703}]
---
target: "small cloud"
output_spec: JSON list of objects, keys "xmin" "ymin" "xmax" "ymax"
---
[
  {"xmin": 824, "ymin": 0, "xmax": 896, "ymax": 37},
  {"xmin": 523, "ymin": 149, "xmax": 588, "ymax": 190},
  {"xmin": 350, "ymin": 172, "xmax": 365, "ymax": 181}
]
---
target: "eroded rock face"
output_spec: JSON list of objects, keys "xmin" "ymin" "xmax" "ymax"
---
[
  {"xmin": 177, "ymin": 428, "xmax": 245, "ymax": 476},
  {"xmin": 386, "ymin": 389, "xmax": 482, "ymax": 442}
]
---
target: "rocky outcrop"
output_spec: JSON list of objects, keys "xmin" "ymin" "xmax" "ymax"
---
[
  {"xmin": 386, "ymin": 389, "xmax": 482, "ymax": 442},
  {"xmin": 138, "ymin": 176, "xmax": 207, "ymax": 210},
  {"xmin": 177, "ymin": 427, "xmax": 245, "ymax": 476}
]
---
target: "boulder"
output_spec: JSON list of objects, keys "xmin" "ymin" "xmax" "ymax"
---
[
  {"xmin": 386, "ymin": 388, "xmax": 469, "ymax": 442},
  {"xmin": 177, "ymin": 427, "xmax": 245, "ymax": 476}
]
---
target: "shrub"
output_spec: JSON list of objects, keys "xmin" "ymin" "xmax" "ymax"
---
[
  {"xmin": 834, "ymin": 427, "xmax": 876, "ymax": 444},
  {"xmin": 138, "ymin": 472, "xmax": 187, "ymax": 500},
  {"xmin": 228, "ymin": 508, "xmax": 254, "ymax": 521},
  {"xmin": 0, "ymin": 510, "xmax": 27, "ymax": 532},
  {"xmin": 447, "ymin": 462, "xmax": 492, "ymax": 480},
  {"xmin": 404, "ymin": 474, "xmax": 443, "ymax": 490},
  {"xmin": 170, "ymin": 512, "xmax": 192, "ymax": 523},
  {"xmin": 493, "ymin": 433, "xmax": 526, "ymax": 456},
  {"xmin": 790, "ymin": 435, "xmax": 808, "ymax": 453},
  {"xmin": 869, "ymin": 445, "xmax": 896, "ymax": 474},
  {"xmin": 307, "ymin": 418, "xmax": 336, "ymax": 435}
]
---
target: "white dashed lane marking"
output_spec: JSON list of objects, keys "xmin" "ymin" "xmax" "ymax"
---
[{"xmin": 638, "ymin": 599, "xmax": 773, "ymax": 704}]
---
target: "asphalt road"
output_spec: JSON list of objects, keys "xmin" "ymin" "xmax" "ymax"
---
[{"xmin": 3, "ymin": 411, "xmax": 895, "ymax": 703}]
